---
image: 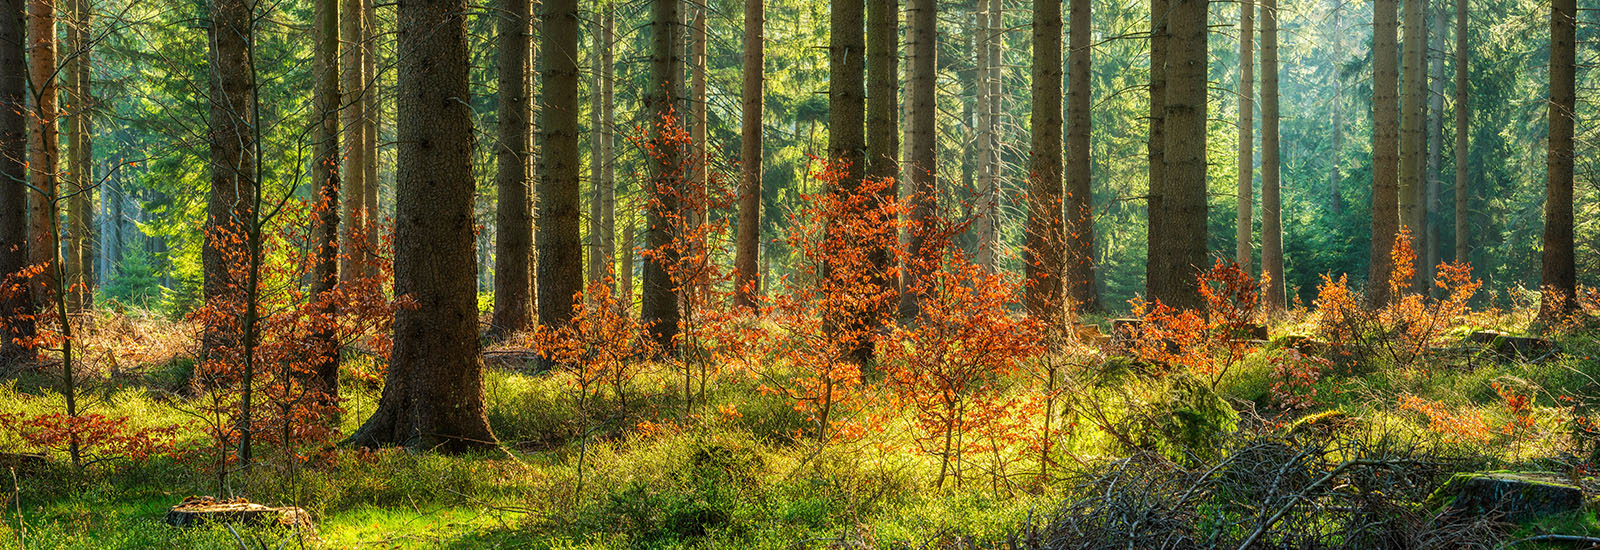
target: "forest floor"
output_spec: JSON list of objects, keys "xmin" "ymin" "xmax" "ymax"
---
[{"xmin": 3, "ymin": 306, "xmax": 1600, "ymax": 548}]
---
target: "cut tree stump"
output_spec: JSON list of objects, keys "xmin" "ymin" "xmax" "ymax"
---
[
  {"xmin": 165, "ymin": 496, "xmax": 315, "ymax": 535},
  {"xmin": 1467, "ymin": 331, "xmax": 1559, "ymax": 358},
  {"xmin": 1431, "ymin": 472, "xmax": 1584, "ymax": 523}
]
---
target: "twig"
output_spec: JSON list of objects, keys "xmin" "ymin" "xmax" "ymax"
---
[
  {"xmin": 10, "ymin": 465, "xmax": 22, "ymax": 550},
  {"xmin": 1497, "ymin": 534, "xmax": 1600, "ymax": 548}
]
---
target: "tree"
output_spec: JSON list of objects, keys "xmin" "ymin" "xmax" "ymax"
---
[
  {"xmin": 339, "ymin": 0, "xmax": 367, "ymax": 282},
  {"xmin": 491, "ymin": 0, "xmax": 532, "ymax": 337},
  {"xmin": 348, "ymin": 0, "xmax": 498, "ymax": 453},
  {"xmin": 1368, "ymin": 0, "xmax": 1400, "ymax": 307},
  {"xmin": 1147, "ymin": 0, "xmax": 1208, "ymax": 311},
  {"xmin": 734, "ymin": 0, "xmax": 763, "ymax": 309},
  {"xmin": 1235, "ymin": 0, "xmax": 1253, "ymax": 272},
  {"xmin": 1065, "ymin": 0, "xmax": 1098, "ymax": 312},
  {"xmin": 972, "ymin": 0, "xmax": 999, "ymax": 269},
  {"xmin": 901, "ymin": 0, "xmax": 936, "ymax": 320},
  {"xmin": 311, "ymin": 0, "xmax": 340, "ymax": 394},
  {"xmin": 360, "ymin": 0, "xmax": 377, "ymax": 274},
  {"xmin": 587, "ymin": 1, "xmax": 616, "ymax": 297},
  {"xmin": 0, "ymin": 0, "xmax": 33, "ymax": 362},
  {"xmin": 1397, "ymin": 0, "xmax": 1426, "ymax": 294},
  {"xmin": 1538, "ymin": 0, "xmax": 1577, "ymax": 321},
  {"xmin": 538, "ymin": 0, "xmax": 583, "ymax": 333},
  {"xmin": 64, "ymin": 0, "xmax": 90, "ymax": 311},
  {"xmin": 1424, "ymin": 5, "xmax": 1444, "ymax": 290},
  {"xmin": 1260, "ymin": 0, "xmax": 1284, "ymax": 310},
  {"xmin": 1146, "ymin": 0, "xmax": 1167, "ymax": 301},
  {"xmin": 203, "ymin": 0, "xmax": 257, "ymax": 359},
  {"xmin": 828, "ymin": 0, "xmax": 865, "ymax": 200},
  {"xmin": 1023, "ymin": 0, "xmax": 1062, "ymax": 321},
  {"xmin": 1453, "ymin": 0, "xmax": 1468, "ymax": 267},
  {"xmin": 865, "ymin": 0, "xmax": 897, "ymax": 318},
  {"xmin": 26, "ymin": 0, "xmax": 57, "ymax": 303},
  {"xmin": 642, "ymin": 0, "xmax": 682, "ymax": 352},
  {"xmin": 687, "ymin": 6, "xmax": 707, "ymax": 298}
]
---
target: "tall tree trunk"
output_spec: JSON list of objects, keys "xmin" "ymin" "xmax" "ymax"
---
[
  {"xmin": 537, "ymin": 0, "xmax": 583, "ymax": 333},
  {"xmin": 866, "ymin": 0, "xmax": 897, "ymax": 311},
  {"xmin": 1329, "ymin": 7, "xmax": 1343, "ymax": 215},
  {"xmin": 64, "ymin": 0, "xmax": 89, "ymax": 311},
  {"xmin": 1368, "ymin": 0, "xmax": 1400, "ymax": 306},
  {"xmin": 311, "ymin": 0, "xmax": 341, "ymax": 395},
  {"xmin": 203, "ymin": 0, "xmax": 257, "ymax": 359},
  {"xmin": 1234, "ymin": 0, "xmax": 1253, "ymax": 271},
  {"xmin": 339, "ymin": 0, "xmax": 366, "ymax": 283},
  {"xmin": 601, "ymin": 3, "xmax": 615, "ymax": 293},
  {"xmin": 830, "ymin": 0, "xmax": 865, "ymax": 190},
  {"xmin": 735, "ymin": 0, "xmax": 763, "ymax": 309},
  {"xmin": 1424, "ymin": 5, "xmax": 1443, "ymax": 291},
  {"xmin": 1065, "ymin": 0, "xmax": 1097, "ymax": 313},
  {"xmin": 1453, "ymin": 0, "xmax": 1467, "ymax": 265},
  {"xmin": 1260, "ymin": 0, "xmax": 1284, "ymax": 310},
  {"xmin": 1148, "ymin": 0, "xmax": 1208, "ymax": 310},
  {"xmin": 491, "ymin": 0, "xmax": 531, "ymax": 337},
  {"xmin": 1024, "ymin": 0, "xmax": 1062, "ymax": 321},
  {"xmin": 642, "ymin": 0, "xmax": 682, "ymax": 352},
  {"xmin": 1538, "ymin": 0, "xmax": 1577, "ymax": 321},
  {"xmin": 26, "ymin": 0, "xmax": 55, "ymax": 304},
  {"xmin": 1397, "ymin": 0, "xmax": 1425, "ymax": 295},
  {"xmin": 689, "ymin": 7, "xmax": 708, "ymax": 297},
  {"xmin": 620, "ymin": 213, "xmax": 635, "ymax": 315},
  {"xmin": 1146, "ymin": 0, "xmax": 1167, "ymax": 299},
  {"xmin": 0, "ymin": 0, "xmax": 34, "ymax": 362},
  {"xmin": 973, "ymin": 3, "xmax": 995, "ymax": 269},
  {"xmin": 361, "ymin": 0, "xmax": 377, "ymax": 275},
  {"xmin": 348, "ymin": 0, "xmax": 498, "ymax": 453},
  {"xmin": 901, "ymin": 0, "xmax": 936, "ymax": 319}
]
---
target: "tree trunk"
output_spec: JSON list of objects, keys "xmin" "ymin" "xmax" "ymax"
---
[
  {"xmin": 1397, "ymin": 0, "xmax": 1425, "ymax": 294},
  {"xmin": 1065, "ymin": 0, "xmax": 1098, "ymax": 312},
  {"xmin": 689, "ymin": 7, "xmax": 708, "ymax": 298},
  {"xmin": 311, "ymin": 0, "xmax": 341, "ymax": 395},
  {"xmin": 339, "ymin": 0, "xmax": 366, "ymax": 283},
  {"xmin": 1145, "ymin": 0, "xmax": 1167, "ymax": 302},
  {"xmin": 735, "ymin": 0, "xmax": 763, "ymax": 309},
  {"xmin": 1538, "ymin": 0, "xmax": 1577, "ymax": 321},
  {"xmin": 601, "ymin": 3, "xmax": 615, "ymax": 294},
  {"xmin": 973, "ymin": 0, "xmax": 999, "ymax": 270},
  {"xmin": 64, "ymin": 0, "xmax": 90, "ymax": 311},
  {"xmin": 1260, "ymin": 0, "xmax": 1284, "ymax": 310},
  {"xmin": 1329, "ymin": 8, "xmax": 1343, "ymax": 215},
  {"xmin": 1024, "ymin": 0, "xmax": 1062, "ymax": 322},
  {"xmin": 830, "ymin": 0, "xmax": 865, "ymax": 191},
  {"xmin": 901, "ymin": 0, "xmax": 936, "ymax": 319},
  {"xmin": 361, "ymin": 0, "xmax": 377, "ymax": 276},
  {"xmin": 491, "ymin": 0, "xmax": 532, "ymax": 337},
  {"xmin": 1234, "ymin": 0, "xmax": 1253, "ymax": 271},
  {"xmin": 642, "ymin": 0, "xmax": 682, "ymax": 352},
  {"xmin": 1453, "ymin": 0, "xmax": 1467, "ymax": 266},
  {"xmin": 866, "ymin": 0, "xmax": 897, "ymax": 314},
  {"xmin": 349, "ymin": 0, "xmax": 497, "ymax": 453},
  {"xmin": 203, "ymin": 0, "xmax": 257, "ymax": 358},
  {"xmin": 620, "ymin": 213, "xmax": 635, "ymax": 315},
  {"xmin": 1425, "ymin": 5, "xmax": 1443, "ymax": 291},
  {"xmin": 26, "ymin": 0, "xmax": 55, "ymax": 304},
  {"xmin": 1368, "ymin": 0, "xmax": 1400, "ymax": 307},
  {"xmin": 1148, "ymin": 0, "xmax": 1207, "ymax": 311},
  {"xmin": 0, "ymin": 0, "xmax": 34, "ymax": 362},
  {"xmin": 537, "ymin": 0, "xmax": 583, "ymax": 332}
]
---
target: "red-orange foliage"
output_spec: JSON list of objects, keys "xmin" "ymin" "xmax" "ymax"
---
[
  {"xmin": 0, "ymin": 411, "xmax": 179, "ymax": 462},
  {"xmin": 1128, "ymin": 260, "xmax": 1261, "ymax": 388},
  {"xmin": 535, "ymin": 269, "xmax": 658, "ymax": 407}
]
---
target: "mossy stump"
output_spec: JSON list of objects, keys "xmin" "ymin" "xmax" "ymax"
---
[
  {"xmin": 1467, "ymin": 330, "xmax": 1559, "ymax": 358},
  {"xmin": 1431, "ymin": 472, "xmax": 1583, "ymax": 524},
  {"xmin": 165, "ymin": 496, "xmax": 315, "ymax": 535}
]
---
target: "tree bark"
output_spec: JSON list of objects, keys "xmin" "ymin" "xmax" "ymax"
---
[
  {"xmin": 1234, "ymin": 0, "xmax": 1253, "ymax": 271},
  {"xmin": 537, "ymin": 0, "xmax": 583, "ymax": 332},
  {"xmin": 311, "ymin": 0, "xmax": 341, "ymax": 395},
  {"xmin": 735, "ymin": 0, "xmax": 763, "ymax": 309},
  {"xmin": 1453, "ymin": 0, "xmax": 1467, "ymax": 266},
  {"xmin": 830, "ymin": 0, "xmax": 865, "ymax": 192},
  {"xmin": 1329, "ymin": 8, "xmax": 1343, "ymax": 215},
  {"xmin": 349, "ymin": 0, "xmax": 497, "ymax": 453},
  {"xmin": 601, "ymin": 3, "xmax": 615, "ymax": 294},
  {"xmin": 491, "ymin": 0, "xmax": 532, "ymax": 337},
  {"xmin": 689, "ymin": 7, "xmax": 708, "ymax": 298},
  {"xmin": 25, "ymin": 0, "xmax": 55, "ymax": 304},
  {"xmin": 1148, "ymin": 0, "xmax": 1207, "ymax": 311},
  {"xmin": 1065, "ymin": 0, "xmax": 1098, "ymax": 312},
  {"xmin": 64, "ymin": 0, "xmax": 89, "ymax": 311},
  {"xmin": 1146, "ymin": 0, "xmax": 1167, "ymax": 302},
  {"xmin": 203, "ymin": 0, "xmax": 257, "ymax": 358},
  {"xmin": 1367, "ymin": 0, "xmax": 1399, "ymax": 307},
  {"xmin": 361, "ymin": 0, "xmax": 377, "ymax": 275},
  {"xmin": 0, "ymin": 0, "xmax": 35, "ymax": 362},
  {"xmin": 901, "ymin": 0, "xmax": 936, "ymax": 319},
  {"xmin": 1397, "ymin": 0, "xmax": 1425, "ymax": 294},
  {"xmin": 1260, "ymin": 0, "xmax": 1284, "ymax": 310},
  {"xmin": 1024, "ymin": 0, "xmax": 1062, "ymax": 322},
  {"xmin": 866, "ymin": 0, "xmax": 897, "ymax": 314},
  {"xmin": 339, "ymin": 0, "xmax": 367, "ymax": 283},
  {"xmin": 1425, "ymin": 5, "xmax": 1443, "ymax": 291},
  {"xmin": 642, "ymin": 0, "xmax": 682, "ymax": 352},
  {"xmin": 1538, "ymin": 0, "xmax": 1577, "ymax": 321},
  {"xmin": 973, "ymin": 0, "xmax": 998, "ymax": 270}
]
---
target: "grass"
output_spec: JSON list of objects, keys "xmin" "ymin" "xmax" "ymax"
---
[{"xmin": 2, "ymin": 308, "xmax": 1599, "ymax": 548}]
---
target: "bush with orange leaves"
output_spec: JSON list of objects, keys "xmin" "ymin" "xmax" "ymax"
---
[
  {"xmin": 1127, "ymin": 260, "xmax": 1262, "ymax": 389},
  {"xmin": 758, "ymin": 162, "xmax": 903, "ymax": 447},
  {"xmin": 1314, "ymin": 228, "xmax": 1481, "ymax": 370},
  {"xmin": 884, "ymin": 247, "xmax": 1043, "ymax": 488}
]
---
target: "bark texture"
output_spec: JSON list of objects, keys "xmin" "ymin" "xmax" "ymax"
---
[
  {"xmin": 735, "ymin": 0, "xmax": 763, "ymax": 308},
  {"xmin": 0, "ymin": 0, "xmax": 34, "ymax": 362},
  {"xmin": 1453, "ymin": 0, "xmax": 1468, "ymax": 266},
  {"xmin": 1538, "ymin": 0, "xmax": 1578, "ymax": 321},
  {"xmin": 1368, "ymin": 0, "xmax": 1400, "ymax": 306},
  {"xmin": 339, "ymin": 0, "xmax": 367, "ymax": 283},
  {"xmin": 26, "ymin": 0, "xmax": 55, "ymax": 303},
  {"xmin": 1147, "ymin": 0, "xmax": 1208, "ymax": 311},
  {"xmin": 492, "ymin": 0, "xmax": 532, "ymax": 336},
  {"xmin": 203, "ymin": 0, "xmax": 257, "ymax": 357},
  {"xmin": 311, "ymin": 0, "xmax": 340, "ymax": 394},
  {"xmin": 1235, "ymin": 0, "xmax": 1254, "ymax": 271},
  {"xmin": 1023, "ymin": 0, "xmax": 1062, "ymax": 321},
  {"xmin": 537, "ymin": 0, "xmax": 583, "ymax": 331},
  {"xmin": 1397, "ymin": 0, "xmax": 1426, "ymax": 294},
  {"xmin": 642, "ymin": 0, "xmax": 682, "ymax": 352},
  {"xmin": 1260, "ymin": 0, "xmax": 1284, "ymax": 310},
  {"xmin": 1065, "ymin": 0, "xmax": 1098, "ymax": 312},
  {"xmin": 64, "ymin": 0, "xmax": 90, "ymax": 311}
]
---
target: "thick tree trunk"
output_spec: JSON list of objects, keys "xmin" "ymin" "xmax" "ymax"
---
[
  {"xmin": 601, "ymin": 3, "xmax": 615, "ymax": 293},
  {"xmin": 901, "ymin": 0, "xmax": 936, "ymax": 319},
  {"xmin": 1538, "ymin": 0, "xmax": 1577, "ymax": 321},
  {"xmin": 830, "ymin": 0, "xmax": 865, "ymax": 192},
  {"xmin": 491, "ymin": 0, "xmax": 532, "ymax": 337},
  {"xmin": 1367, "ymin": 0, "xmax": 1399, "ymax": 307},
  {"xmin": 642, "ymin": 0, "xmax": 682, "ymax": 352},
  {"xmin": 203, "ymin": 0, "xmax": 257, "ymax": 358},
  {"xmin": 1235, "ymin": 0, "xmax": 1253, "ymax": 271},
  {"xmin": 1396, "ymin": 0, "xmax": 1425, "ymax": 294},
  {"xmin": 0, "ymin": 0, "xmax": 35, "ymax": 362},
  {"xmin": 1260, "ymin": 0, "xmax": 1284, "ymax": 310},
  {"xmin": 1425, "ymin": 6, "xmax": 1443, "ymax": 291},
  {"xmin": 349, "ymin": 0, "xmax": 497, "ymax": 453},
  {"xmin": 537, "ymin": 0, "xmax": 583, "ymax": 332},
  {"xmin": 1146, "ymin": 0, "xmax": 1167, "ymax": 300},
  {"xmin": 311, "ymin": 0, "xmax": 340, "ymax": 395},
  {"xmin": 866, "ymin": 0, "xmax": 897, "ymax": 185},
  {"xmin": 735, "ymin": 0, "xmax": 763, "ymax": 309},
  {"xmin": 1024, "ymin": 0, "xmax": 1062, "ymax": 321},
  {"xmin": 1065, "ymin": 0, "xmax": 1098, "ymax": 313},
  {"xmin": 1453, "ymin": 0, "xmax": 1467, "ymax": 265},
  {"xmin": 64, "ymin": 0, "xmax": 89, "ymax": 311},
  {"xmin": 339, "ymin": 0, "xmax": 366, "ymax": 283},
  {"xmin": 26, "ymin": 0, "xmax": 55, "ymax": 304},
  {"xmin": 1148, "ymin": 0, "xmax": 1207, "ymax": 311}
]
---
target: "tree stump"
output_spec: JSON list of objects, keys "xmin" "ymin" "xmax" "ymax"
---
[
  {"xmin": 1467, "ymin": 331, "xmax": 1559, "ymax": 358},
  {"xmin": 1431, "ymin": 472, "xmax": 1584, "ymax": 523},
  {"xmin": 165, "ymin": 496, "xmax": 316, "ymax": 536}
]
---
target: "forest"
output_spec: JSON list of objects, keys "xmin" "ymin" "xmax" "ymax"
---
[{"xmin": 0, "ymin": 0, "xmax": 1599, "ymax": 545}]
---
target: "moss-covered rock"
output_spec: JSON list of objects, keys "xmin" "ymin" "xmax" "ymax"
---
[{"xmin": 1430, "ymin": 472, "xmax": 1583, "ymax": 523}]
